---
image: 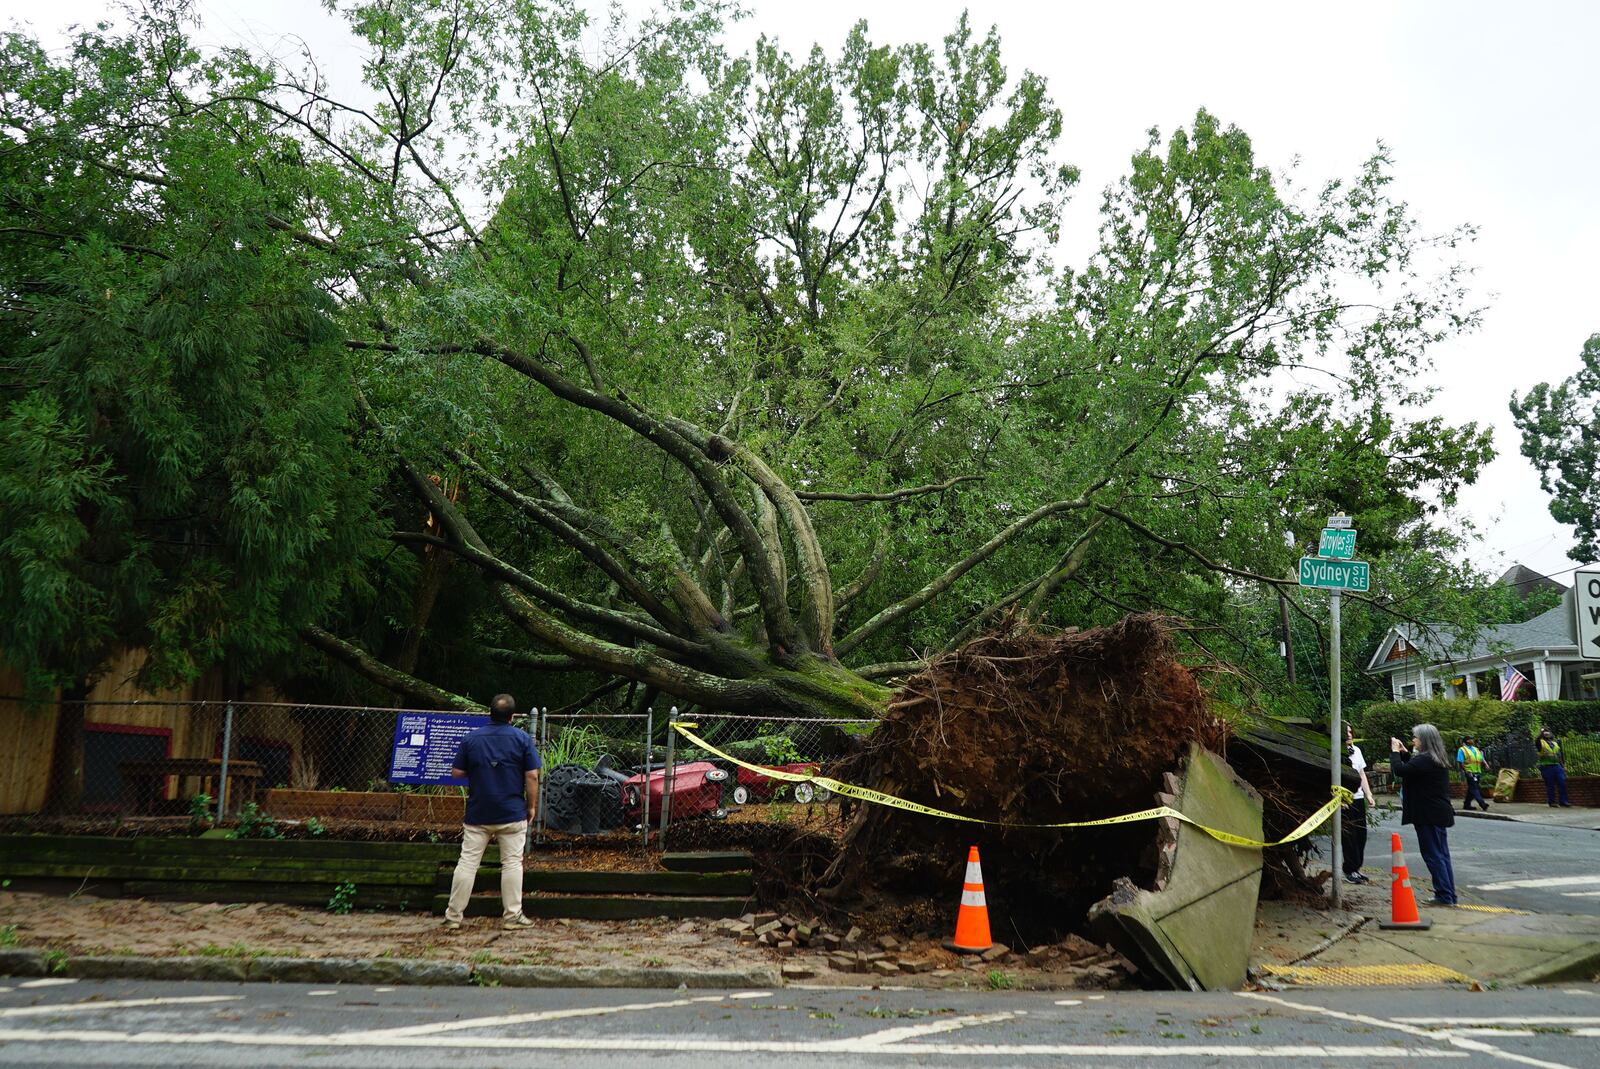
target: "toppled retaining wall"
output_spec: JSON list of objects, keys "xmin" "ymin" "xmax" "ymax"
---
[{"xmin": 1088, "ymin": 743, "xmax": 1264, "ymax": 990}]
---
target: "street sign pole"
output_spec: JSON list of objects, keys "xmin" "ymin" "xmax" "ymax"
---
[
  {"xmin": 1329, "ymin": 589, "xmax": 1342, "ymax": 912},
  {"xmin": 1300, "ymin": 514, "xmax": 1361, "ymax": 912}
]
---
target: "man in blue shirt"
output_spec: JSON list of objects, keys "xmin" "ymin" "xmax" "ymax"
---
[{"xmin": 443, "ymin": 693, "xmax": 542, "ymax": 930}]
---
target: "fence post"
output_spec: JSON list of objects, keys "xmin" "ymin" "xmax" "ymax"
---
[
  {"xmin": 535, "ymin": 706, "xmax": 549, "ymax": 844},
  {"xmin": 641, "ymin": 707, "xmax": 653, "ymax": 846},
  {"xmin": 216, "ymin": 701, "xmax": 235, "ymax": 824},
  {"xmin": 659, "ymin": 707, "xmax": 676, "ymax": 851}
]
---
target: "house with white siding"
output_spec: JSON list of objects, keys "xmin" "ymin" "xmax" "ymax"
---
[{"xmin": 1366, "ymin": 583, "xmax": 1600, "ymax": 703}]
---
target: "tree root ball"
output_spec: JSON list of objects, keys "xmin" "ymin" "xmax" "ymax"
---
[{"xmin": 820, "ymin": 614, "xmax": 1228, "ymax": 942}]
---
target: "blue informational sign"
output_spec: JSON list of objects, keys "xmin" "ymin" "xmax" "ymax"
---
[{"xmin": 387, "ymin": 711, "xmax": 487, "ymax": 785}]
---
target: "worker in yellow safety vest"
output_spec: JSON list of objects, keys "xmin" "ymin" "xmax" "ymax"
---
[
  {"xmin": 1537, "ymin": 728, "xmax": 1571, "ymax": 808},
  {"xmin": 1454, "ymin": 735, "xmax": 1490, "ymax": 811}
]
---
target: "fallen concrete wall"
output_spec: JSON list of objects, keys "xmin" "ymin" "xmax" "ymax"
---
[{"xmin": 1088, "ymin": 744, "xmax": 1264, "ymax": 990}]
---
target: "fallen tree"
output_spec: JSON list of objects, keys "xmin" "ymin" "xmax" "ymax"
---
[
  {"xmin": 2, "ymin": 1, "xmax": 1500, "ymax": 730},
  {"xmin": 817, "ymin": 615, "xmax": 1228, "ymax": 939}
]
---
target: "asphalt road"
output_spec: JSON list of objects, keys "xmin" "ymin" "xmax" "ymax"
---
[
  {"xmin": 1, "ymin": 978, "xmax": 1598, "ymax": 1068},
  {"xmin": 1368, "ymin": 808, "xmax": 1600, "ymax": 914}
]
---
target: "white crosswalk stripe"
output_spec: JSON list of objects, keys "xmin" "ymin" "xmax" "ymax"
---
[{"xmin": 1474, "ymin": 874, "xmax": 1600, "ymax": 891}]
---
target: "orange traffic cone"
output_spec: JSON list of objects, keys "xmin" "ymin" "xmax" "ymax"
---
[
  {"xmin": 1377, "ymin": 832, "xmax": 1432, "ymax": 930},
  {"xmin": 942, "ymin": 845, "xmax": 995, "ymax": 954}
]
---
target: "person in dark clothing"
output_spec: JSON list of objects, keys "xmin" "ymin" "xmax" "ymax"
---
[
  {"xmin": 1390, "ymin": 723, "xmax": 1456, "ymax": 906},
  {"xmin": 1342, "ymin": 724, "xmax": 1373, "ymax": 884},
  {"xmin": 443, "ymin": 694, "xmax": 542, "ymax": 931}
]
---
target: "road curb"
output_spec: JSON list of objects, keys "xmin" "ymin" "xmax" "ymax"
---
[
  {"xmin": 1454, "ymin": 809, "xmax": 1514, "ymax": 823},
  {"xmin": 0, "ymin": 949, "xmax": 780, "ymax": 990},
  {"xmin": 1504, "ymin": 942, "xmax": 1600, "ymax": 987}
]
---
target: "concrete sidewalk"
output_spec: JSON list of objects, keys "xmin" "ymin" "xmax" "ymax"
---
[
  {"xmin": 1456, "ymin": 801, "xmax": 1600, "ymax": 831},
  {"xmin": 1251, "ymin": 877, "xmax": 1600, "ymax": 987}
]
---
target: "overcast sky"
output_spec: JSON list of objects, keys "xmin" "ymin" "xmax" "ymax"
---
[{"xmin": 12, "ymin": 0, "xmax": 1597, "ymax": 581}]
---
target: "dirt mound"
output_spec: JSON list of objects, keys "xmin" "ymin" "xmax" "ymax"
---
[{"xmin": 820, "ymin": 614, "xmax": 1227, "ymax": 942}]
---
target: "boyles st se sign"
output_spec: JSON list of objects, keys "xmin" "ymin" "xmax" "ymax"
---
[
  {"xmin": 1577, "ymin": 567, "xmax": 1600, "ymax": 655},
  {"xmin": 1299, "ymin": 557, "xmax": 1370, "ymax": 592},
  {"xmin": 1318, "ymin": 528, "xmax": 1357, "ymax": 559}
]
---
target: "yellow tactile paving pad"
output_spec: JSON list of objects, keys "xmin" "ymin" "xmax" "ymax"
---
[
  {"xmin": 1258, "ymin": 963, "xmax": 1474, "ymax": 986},
  {"xmin": 1451, "ymin": 903, "xmax": 1528, "ymax": 914}
]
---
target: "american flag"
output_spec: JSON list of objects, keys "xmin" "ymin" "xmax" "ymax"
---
[{"xmin": 1501, "ymin": 663, "xmax": 1528, "ymax": 701}]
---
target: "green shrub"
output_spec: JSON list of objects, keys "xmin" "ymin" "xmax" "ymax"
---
[
  {"xmin": 228, "ymin": 801, "xmax": 281, "ymax": 840},
  {"xmin": 327, "ymin": 880, "xmax": 357, "ymax": 915},
  {"xmin": 543, "ymin": 724, "xmax": 608, "ymax": 768},
  {"xmin": 1560, "ymin": 734, "xmax": 1600, "ymax": 776},
  {"xmin": 1357, "ymin": 699, "xmax": 1600, "ymax": 747}
]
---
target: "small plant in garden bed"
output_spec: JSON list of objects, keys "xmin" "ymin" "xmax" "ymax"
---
[
  {"xmin": 229, "ymin": 802, "xmax": 281, "ymax": 840},
  {"xmin": 304, "ymin": 816, "xmax": 327, "ymax": 837},
  {"xmin": 327, "ymin": 881, "xmax": 357, "ymax": 914},
  {"xmin": 188, "ymin": 794, "xmax": 213, "ymax": 831},
  {"xmin": 0, "ymin": 924, "xmax": 17, "ymax": 946}
]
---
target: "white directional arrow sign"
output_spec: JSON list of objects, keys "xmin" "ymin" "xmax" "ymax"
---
[{"xmin": 1577, "ymin": 567, "xmax": 1600, "ymax": 656}]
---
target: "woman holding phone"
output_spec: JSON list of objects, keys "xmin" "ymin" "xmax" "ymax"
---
[{"xmin": 1390, "ymin": 723, "xmax": 1457, "ymax": 906}]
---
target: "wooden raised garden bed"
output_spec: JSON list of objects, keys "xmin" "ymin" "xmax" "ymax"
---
[{"xmin": 262, "ymin": 788, "xmax": 465, "ymax": 823}]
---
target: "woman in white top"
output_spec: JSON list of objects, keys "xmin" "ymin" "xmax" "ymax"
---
[{"xmin": 1342, "ymin": 724, "xmax": 1374, "ymax": 884}]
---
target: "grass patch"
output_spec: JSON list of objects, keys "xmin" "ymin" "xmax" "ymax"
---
[{"xmin": 193, "ymin": 942, "xmax": 269, "ymax": 959}]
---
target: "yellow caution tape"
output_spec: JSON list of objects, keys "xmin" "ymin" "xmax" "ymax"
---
[{"xmin": 671, "ymin": 722, "xmax": 1351, "ymax": 850}]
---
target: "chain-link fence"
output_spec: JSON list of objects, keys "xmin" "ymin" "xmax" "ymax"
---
[
  {"xmin": 2, "ymin": 697, "xmax": 875, "ymax": 852},
  {"xmin": 1, "ymin": 698, "xmax": 502, "ymax": 828},
  {"xmin": 654, "ymin": 713, "xmax": 873, "ymax": 852},
  {"xmin": 534, "ymin": 711, "xmax": 652, "ymax": 844}
]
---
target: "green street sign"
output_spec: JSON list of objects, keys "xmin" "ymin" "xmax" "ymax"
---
[
  {"xmin": 1299, "ymin": 557, "xmax": 1370, "ymax": 591},
  {"xmin": 1318, "ymin": 528, "xmax": 1357, "ymax": 559}
]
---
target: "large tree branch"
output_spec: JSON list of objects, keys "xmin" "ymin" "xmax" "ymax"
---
[
  {"xmin": 391, "ymin": 532, "xmax": 704, "ymax": 658},
  {"xmin": 381, "ymin": 430, "xmax": 824, "ymax": 710},
  {"xmin": 797, "ymin": 474, "xmax": 983, "ymax": 502},
  {"xmin": 483, "ymin": 648, "xmax": 586, "ymax": 671},
  {"xmin": 662, "ymin": 416, "xmax": 835, "ymax": 655},
  {"xmin": 834, "ymin": 528, "xmax": 889, "ymax": 610},
  {"xmin": 1020, "ymin": 516, "xmax": 1107, "ymax": 625},
  {"xmin": 855, "ymin": 659, "xmax": 928, "ymax": 681},
  {"xmin": 446, "ymin": 448, "xmax": 699, "ymax": 633},
  {"xmin": 301, "ymin": 625, "xmax": 477, "ymax": 710},
  {"xmin": 835, "ymin": 494, "xmax": 1095, "ymax": 658},
  {"xmin": 348, "ymin": 337, "xmax": 804, "ymax": 656}
]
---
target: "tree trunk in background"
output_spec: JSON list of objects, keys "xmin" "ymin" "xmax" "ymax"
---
[
  {"xmin": 42, "ymin": 681, "xmax": 89, "ymax": 814},
  {"xmin": 396, "ymin": 547, "xmax": 452, "ymax": 676}
]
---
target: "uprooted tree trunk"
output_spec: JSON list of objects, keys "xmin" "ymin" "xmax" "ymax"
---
[{"xmin": 817, "ymin": 615, "xmax": 1229, "ymax": 940}]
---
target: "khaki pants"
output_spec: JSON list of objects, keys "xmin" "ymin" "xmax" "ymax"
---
[{"xmin": 445, "ymin": 820, "xmax": 527, "ymax": 923}]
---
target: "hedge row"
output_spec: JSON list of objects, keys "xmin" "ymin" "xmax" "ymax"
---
[{"xmin": 1355, "ymin": 699, "xmax": 1600, "ymax": 760}]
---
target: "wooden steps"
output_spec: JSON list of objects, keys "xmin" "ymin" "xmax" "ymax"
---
[
  {"xmin": 661, "ymin": 851, "xmax": 754, "ymax": 873},
  {"xmin": 434, "ymin": 893, "xmax": 749, "ymax": 920},
  {"xmin": 0, "ymin": 835, "xmax": 755, "ymax": 919}
]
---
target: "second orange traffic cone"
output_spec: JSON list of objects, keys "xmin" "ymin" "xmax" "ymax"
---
[
  {"xmin": 1377, "ymin": 832, "xmax": 1432, "ymax": 930},
  {"xmin": 942, "ymin": 845, "xmax": 995, "ymax": 954}
]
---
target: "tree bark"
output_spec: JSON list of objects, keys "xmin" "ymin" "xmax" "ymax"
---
[{"xmin": 42, "ymin": 680, "xmax": 89, "ymax": 815}]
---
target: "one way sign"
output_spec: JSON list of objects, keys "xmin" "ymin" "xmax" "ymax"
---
[{"xmin": 1579, "ymin": 567, "xmax": 1600, "ymax": 654}]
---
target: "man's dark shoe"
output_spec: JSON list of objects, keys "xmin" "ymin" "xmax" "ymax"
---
[{"xmin": 1426, "ymin": 897, "xmax": 1455, "ymax": 907}]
